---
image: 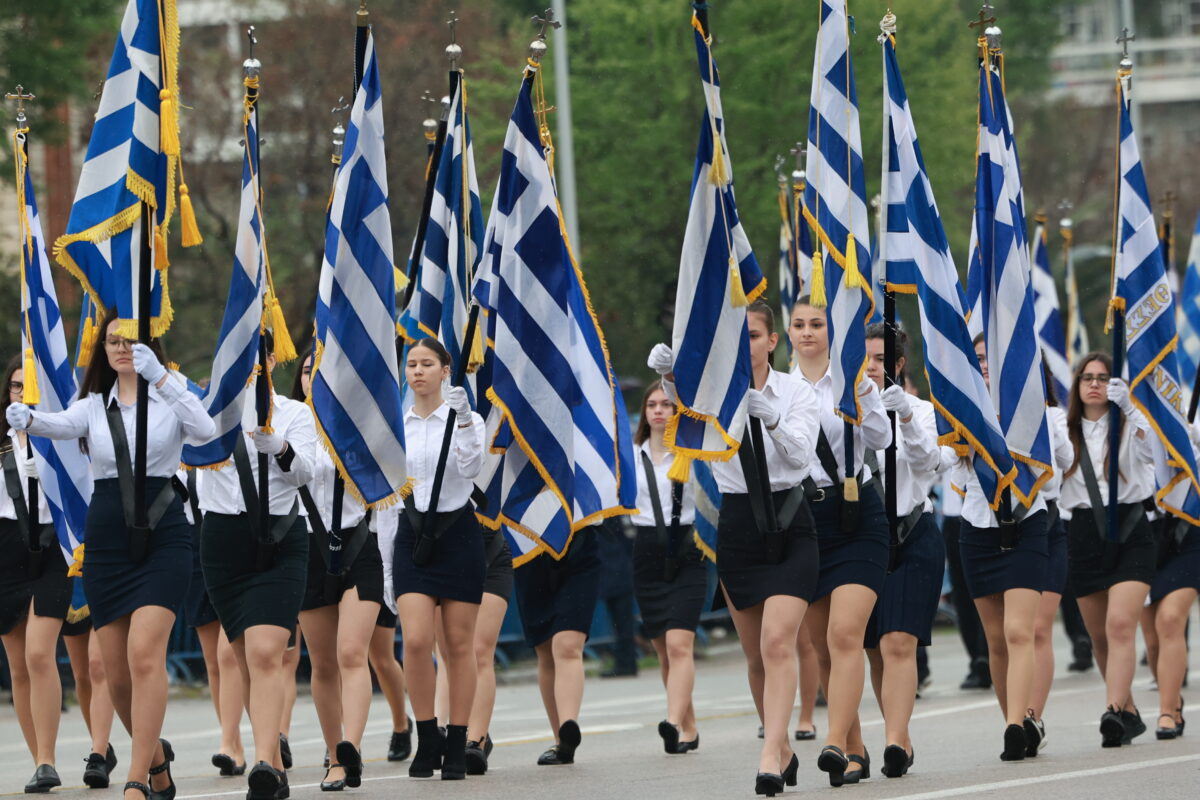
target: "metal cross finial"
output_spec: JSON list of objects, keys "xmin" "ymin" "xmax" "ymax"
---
[
  {"xmin": 532, "ymin": 8, "xmax": 561, "ymax": 41},
  {"xmin": 969, "ymin": 2, "xmax": 996, "ymax": 31},
  {"xmin": 243, "ymin": 26, "xmax": 261, "ymax": 76},
  {"xmin": 1116, "ymin": 26, "xmax": 1135, "ymax": 58},
  {"xmin": 446, "ymin": 10, "xmax": 463, "ymax": 69},
  {"xmin": 448, "ymin": 11, "xmax": 460, "ymax": 44},
  {"xmin": 790, "ymin": 142, "xmax": 805, "ymax": 171},
  {"xmin": 774, "ymin": 154, "xmax": 787, "ymax": 184},
  {"xmin": 5, "ymin": 85, "xmax": 35, "ymax": 124},
  {"xmin": 331, "ymin": 96, "xmax": 351, "ymax": 117},
  {"xmin": 247, "ymin": 26, "xmax": 257, "ymax": 58}
]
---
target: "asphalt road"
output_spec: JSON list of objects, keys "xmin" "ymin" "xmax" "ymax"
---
[{"xmin": 3, "ymin": 618, "xmax": 1198, "ymax": 800}]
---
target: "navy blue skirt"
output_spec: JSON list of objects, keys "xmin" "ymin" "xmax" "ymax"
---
[
  {"xmin": 865, "ymin": 512, "xmax": 944, "ymax": 648},
  {"xmin": 1150, "ymin": 526, "xmax": 1200, "ymax": 604},
  {"xmin": 1043, "ymin": 511, "xmax": 1068, "ymax": 595},
  {"xmin": 514, "ymin": 528, "xmax": 600, "ymax": 647},
  {"xmin": 811, "ymin": 483, "xmax": 889, "ymax": 601},
  {"xmin": 960, "ymin": 510, "xmax": 1048, "ymax": 599},
  {"xmin": 185, "ymin": 521, "xmax": 219, "ymax": 628},
  {"xmin": 716, "ymin": 490, "xmax": 818, "ymax": 609},
  {"xmin": 83, "ymin": 478, "xmax": 192, "ymax": 629},
  {"xmin": 393, "ymin": 503, "xmax": 485, "ymax": 605}
]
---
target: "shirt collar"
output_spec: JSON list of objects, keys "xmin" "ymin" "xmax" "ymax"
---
[
  {"xmin": 107, "ymin": 382, "xmax": 164, "ymax": 407},
  {"xmin": 405, "ymin": 402, "xmax": 449, "ymax": 423},
  {"xmin": 761, "ymin": 368, "xmax": 786, "ymax": 398}
]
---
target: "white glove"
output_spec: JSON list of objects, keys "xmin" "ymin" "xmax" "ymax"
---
[
  {"xmin": 880, "ymin": 384, "xmax": 912, "ymax": 419},
  {"xmin": 1189, "ymin": 422, "xmax": 1200, "ymax": 449},
  {"xmin": 647, "ymin": 343, "xmax": 674, "ymax": 376},
  {"xmin": 6, "ymin": 403, "xmax": 31, "ymax": 431},
  {"xmin": 1107, "ymin": 378, "xmax": 1136, "ymax": 416},
  {"xmin": 132, "ymin": 343, "xmax": 166, "ymax": 385},
  {"xmin": 445, "ymin": 385, "xmax": 471, "ymax": 418},
  {"xmin": 17, "ymin": 454, "xmax": 38, "ymax": 481},
  {"xmin": 252, "ymin": 427, "xmax": 287, "ymax": 456},
  {"xmin": 746, "ymin": 389, "xmax": 780, "ymax": 428},
  {"xmin": 857, "ymin": 376, "xmax": 877, "ymax": 397}
]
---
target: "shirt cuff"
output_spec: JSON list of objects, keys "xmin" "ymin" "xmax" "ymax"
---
[{"xmin": 155, "ymin": 374, "xmax": 186, "ymax": 403}]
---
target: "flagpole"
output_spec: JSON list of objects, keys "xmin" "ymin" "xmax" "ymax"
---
[
  {"xmin": 401, "ymin": 88, "xmax": 452, "ymax": 308},
  {"xmin": 354, "ymin": 1, "xmax": 369, "ymax": 95},
  {"xmin": 879, "ymin": 12, "xmax": 899, "ymax": 545}
]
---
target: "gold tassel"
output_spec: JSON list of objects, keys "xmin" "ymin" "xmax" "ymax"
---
[
  {"xmin": 159, "ymin": 89, "xmax": 180, "ymax": 157},
  {"xmin": 844, "ymin": 234, "xmax": 866, "ymax": 289},
  {"xmin": 842, "ymin": 475, "xmax": 860, "ymax": 502},
  {"xmin": 667, "ymin": 453, "xmax": 693, "ymax": 484},
  {"xmin": 22, "ymin": 347, "xmax": 40, "ymax": 404},
  {"xmin": 155, "ymin": 228, "xmax": 170, "ymax": 269},
  {"xmin": 468, "ymin": 320, "xmax": 485, "ymax": 373},
  {"xmin": 268, "ymin": 296, "xmax": 298, "ymax": 363},
  {"xmin": 76, "ymin": 316, "xmax": 96, "ymax": 368},
  {"xmin": 66, "ymin": 544, "xmax": 85, "ymax": 578},
  {"xmin": 810, "ymin": 249, "xmax": 828, "ymax": 308},
  {"xmin": 179, "ymin": 184, "xmax": 203, "ymax": 247},
  {"xmin": 393, "ymin": 266, "xmax": 409, "ymax": 292},
  {"xmin": 729, "ymin": 262, "xmax": 749, "ymax": 307}
]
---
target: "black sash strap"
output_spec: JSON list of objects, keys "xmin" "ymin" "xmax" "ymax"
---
[
  {"xmin": 404, "ymin": 493, "xmax": 472, "ymax": 567},
  {"xmin": 736, "ymin": 431, "xmax": 781, "ymax": 562},
  {"xmin": 816, "ymin": 428, "xmax": 862, "ymax": 533},
  {"xmin": 640, "ymin": 452, "xmax": 688, "ymax": 582},
  {"xmin": 104, "ymin": 399, "xmax": 180, "ymax": 562},
  {"xmin": 1077, "ymin": 438, "xmax": 1110, "ymax": 540},
  {"xmin": 185, "ymin": 468, "xmax": 201, "ymax": 528},
  {"xmin": 2, "ymin": 448, "xmax": 32, "ymax": 548},
  {"xmin": 298, "ymin": 484, "xmax": 370, "ymax": 602},
  {"xmin": 232, "ymin": 435, "xmax": 300, "ymax": 570}
]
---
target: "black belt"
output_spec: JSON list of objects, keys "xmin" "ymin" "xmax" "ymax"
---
[
  {"xmin": 232, "ymin": 435, "xmax": 300, "ymax": 572},
  {"xmin": 404, "ymin": 495, "xmax": 472, "ymax": 567},
  {"xmin": 104, "ymin": 400, "xmax": 184, "ymax": 562}
]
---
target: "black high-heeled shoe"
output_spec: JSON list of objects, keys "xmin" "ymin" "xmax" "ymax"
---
[
  {"xmin": 1120, "ymin": 707, "xmax": 1146, "ymax": 744},
  {"xmin": 1156, "ymin": 713, "xmax": 1181, "ymax": 740},
  {"xmin": 1000, "ymin": 724, "xmax": 1027, "ymax": 760},
  {"xmin": 275, "ymin": 770, "xmax": 288, "ymax": 800},
  {"xmin": 782, "ymin": 754, "xmax": 799, "ymax": 786},
  {"xmin": 246, "ymin": 762, "xmax": 281, "ymax": 800},
  {"xmin": 881, "ymin": 744, "xmax": 913, "ymax": 777},
  {"xmin": 658, "ymin": 720, "xmax": 681, "ymax": 754},
  {"xmin": 148, "ymin": 739, "xmax": 176, "ymax": 800},
  {"xmin": 1100, "ymin": 706, "xmax": 1126, "ymax": 748},
  {"xmin": 278, "ymin": 735, "xmax": 292, "ymax": 771},
  {"xmin": 319, "ymin": 765, "xmax": 346, "ymax": 792},
  {"xmin": 843, "ymin": 749, "xmax": 870, "ymax": 784},
  {"xmin": 557, "ymin": 720, "xmax": 582, "ymax": 763},
  {"xmin": 754, "ymin": 772, "xmax": 784, "ymax": 797},
  {"xmin": 124, "ymin": 781, "xmax": 150, "ymax": 800},
  {"xmin": 675, "ymin": 733, "xmax": 699, "ymax": 754},
  {"xmin": 212, "ymin": 754, "xmax": 247, "ymax": 777},
  {"xmin": 817, "ymin": 745, "xmax": 848, "ymax": 787},
  {"xmin": 334, "ymin": 742, "xmax": 361, "ymax": 788}
]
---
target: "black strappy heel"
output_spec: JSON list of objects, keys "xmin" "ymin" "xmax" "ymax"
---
[
  {"xmin": 817, "ymin": 745, "xmax": 848, "ymax": 787},
  {"xmin": 125, "ymin": 781, "xmax": 151, "ymax": 800},
  {"xmin": 148, "ymin": 739, "xmax": 176, "ymax": 800}
]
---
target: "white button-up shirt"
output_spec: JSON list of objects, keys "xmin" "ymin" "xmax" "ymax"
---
[
  {"xmin": 872, "ymin": 396, "xmax": 945, "ymax": 517},
  {"xmin": 198, "ymin": 394, "xmax": 317, "ymax": 516},
  {"xmin": 304, "ymin": 445, "xmax": 366, "ymax": 531},
  {"xmin": 630, "ymin": 440, "xmax": 696, "ymax": 527},
  {"xmin": 0, "ymin": 429, "xmax": 52, "ymax": 523},
  {"xmin": 26, "ymin": 375, "xmax": 215, "ymax": 479},
  {"xmin": 710, "ymin": 369, "xmax": 820, "ymax": 494},
  {"xmin": 1040, "ymin": 406, "xmax": 1074, "ymax": 503},
  {"xmin": 1059, "ymin": 408, "xmax": 1154, "ymax": 510},
  {"xmin": 958, "ymin": 454, "xmax": 1048, "ymax": 529},
  {"xmin": 796, "ymin": 366, "xmax": 892, "ymax": 487},
  {"xmin": 404, "ymin": 403, "xmax": 485, "ymax": 513}
]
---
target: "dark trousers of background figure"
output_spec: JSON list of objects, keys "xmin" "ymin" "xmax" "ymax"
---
[
  {"xmin": 941, "ymin": 516, "xmax": 990, "ymax": 679},
  {"xmin": 1059, "ymin": 588, "xmax": 1093, "ymax": 664},
  {"xmin": 917, "ymin": 646, "xmax": 930, "ymax": 686},
  {"xmin": 597, "ymin": 517, "xmax": 639, "ymax": 676}
]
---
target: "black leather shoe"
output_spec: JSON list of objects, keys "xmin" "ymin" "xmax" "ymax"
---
[
  {"xmin": 388, "ymin": 716, "xmax": 413, "ymax": 762},
  {"xmin": 782, "ymin": 754, "xmax": 799, "ymax": 786},
  {"xmin": 84, "ymin": 752, "xmax": 110, "ymax": 789},
  {"xmin": 482, "ymin": 733, "xmax": 493, "ymax": 757},
  {"xmin": 124, "ymin": 781, "xmax": 150, "ymax": 800},
  {"xmin": 817, "ymin": 745, "xmax": 848, "ymax": 787},
  {"xmin": 212, "ymin": 754, "xmax": 247, "ymax": 776},
  {"xmin": 106, "ymin": 745, "xmax": 118, "ymax": 776},
  {"xmin": 1000, "ymin": 724, "xmax": 1026, "ymax": 761},
  {"xmin": 881, "ymin": 744, "xmax": 913, "ymax": 777},
  {"xmin": 1068, "ymin": 638, "xmax": 1094, "ymax": 672},
  {"xmin": 536, "ymin": 745, "xmax": 572, "ymax": 765},
  {"xmin": 959, "ymin": 672, "xmax": 991, "ymax": 690},
  {"xmin": 319, "ymin": 766, "xmax": 345, "ymax": 792},
  {"xmin": 1121, "ymin": 708, "xmax": 1146, "ymax": 744},
  {"xmin": 25, "ymin": 765, "xmax": 61, "ymax": 794},
  {"xmin": 246, "ymin": 762, "xmax": 281, "ymax": 800},
  {"xmin": 409, "ymin": 719, "xmax": 445, "ymax": 778},
  {"xmin": 843, "ymin": 749, "xmax": 870, "ymax": 784},
  {"xmin": 756, "ymin": 725, "xmax": 765, "ymax": 739},
  {"xmin": 1023, "ymin": 713, "xmax": 1045, "ymax": 757},
  {"xmin": 676, "ymin": 733, "xmax": 699, "ymax": 754},
  {"xmin": 274, "ymin": 770, "xmax": 288, "ymax": 800},
  {"xmin": 557, "ymin": 720, "xmax": 582, "ymax": 764},
  {"xmin": 334, "ymin": 742, "xmax": 361, "ymax": 788},
  {"xmin": 754, "ymin": 772, "xmax": 784, "ymax": 797},
  {"xmin": 148, "ymin": 739, "xmax": 175, "ymax": 800},
  {"xmin": 794, "ymin": 726, "xmax": 817, "ymax": 741},
  {"xmin": 1100, "ymin": 707, "xmax": 1126, "ymax": 747},
  {"xmin": 464, "ymin": 740, "xmax": 488, "ymax": 775},
  {"xmin": 278, "ymin": 736, "xmax": 292, "ymax": 771},
  {"xmin": 658, "ymin": 720, "xmax": 680, "ymax": 754},
  {"xmin": 441, "ymin": 725, "xmax": 467, "ymax": 780}
]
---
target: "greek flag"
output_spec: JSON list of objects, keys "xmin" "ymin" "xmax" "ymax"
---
[
  {"xmin": 969, "ymin": 56, "xmax": 1053, "ymax": 505},
  {"xmin": 804, "ymin": 0, "xmax": 874, "ymax": 424},
  {"xmin": 471, "ymin": 62, "xmax": 636, "ymax": 563},
  {"xmin": 14, "ymin": 138, "xmax": 92, "ymax": 562},
  {"xmin": 53, "ymin": 0, "xmax": 180, "ymax": 339},
  {"xmin": 181, "ymin": 85, "xmax": 265, "ymax": 467},
  {"xmin": 1063, "ymin": 221, "xmax": 1090, "ymax": 366},
  {"xmin": 1111, "ymin": 79, "xmax": 1200, "ymax": 523},
  {"xmin": 311, "ymin": 30, "xmax": 407, "ymax": 507},
  {"xmin": 399, "ymin": 74, "xmax": 483, "ymax": 404},
  {"xmin": 778, "ymin": 175, "xmax": 813, "ymax": 364},
  {"xmin": 1177, "ymin": 212, "xmax": 1200, "ymax": 389},
  {"xmin": 690, "ymin": 460, "xmax": 719, "ymax": 562},
  {"xmin": 665, "ymin": 14, "xmax": 763, "ymax": 470},
  {"xmin": 880, "ymin": 32, "xmax": 1015, "ymax": 509},
  {"xmin": 1030, "ymin": 218, "xmax": 1071, "ymax": 401}
]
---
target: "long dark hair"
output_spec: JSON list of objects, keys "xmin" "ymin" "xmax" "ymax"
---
[
  {"xmin": 0, "ymin": 354, "xmax": 24, "ymax": 441},
  {"xmin": 634, "ymin": 379, "xmax": 672, "ymax": 446},
  {"xmin": 408, "ymin": 336, "xmax": 451, "ymax": 367},
  {"xmin": 291, "ymin": 347, "xmax": 312, "ymax": 401},
  {"xmin": 78, "ymin": 307, "xmax": 169, "ymax": 399},
  {"xmin": 1064, "ymin": 351, "xmax": 1113, "ymax": 479}
]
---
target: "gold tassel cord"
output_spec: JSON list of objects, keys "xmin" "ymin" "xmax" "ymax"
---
[
  {"xmin": 76, "ymin": 315, "xmax": 97, "ymax": 368},
  {"xmin": 467, "ymin": 318, "xmax": 485, "ymax": 373},
  {"xmin": 729, "ymin": 261, "xmax": 748, "ymax": 307},
  {"xmin": 22, "ymin": 348, "xmax": 40, "ymax": 404},
  {"xmin": 177, "ymin": 158, "xmax": 202, "ymax": 247},
  {"xmin": 66, "ymin": 544, "xmax": 85, "ymax": 578},
  {"xmin": 267, "ymin": 294, "xmax": 298, "ymax": 363},
  {"xmin": 154, "ymin": 228, "xmax": 170, "ymax": 269},
  {"xmin": 843, "ymin": 233, "xmax": 866, "ymax": 289},
  {"xmin": 159, "ymin": 89, "xmax": 180, "ymax": 156},
  {"xmin": 809, "ymin": 249, "xmax": 828, "ymax": 308},
  {"xmin": 667, "ymin": 452, "xmax": 693, "ymax": 484}
]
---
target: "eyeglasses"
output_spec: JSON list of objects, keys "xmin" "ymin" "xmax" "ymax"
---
[
  {"xmin": 1080, "ymin": 373, "xmax": 1111, "ymax": 385},
  {"xmin": 8, "ymin": 381, "xmax": 23, "ymax": 394},
  {"xmin": 104, "ymin": 337, "xmax": 133, "ymax": 351}
]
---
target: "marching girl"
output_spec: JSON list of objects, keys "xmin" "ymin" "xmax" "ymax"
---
[
  {"xmin": 395, "ymin": 337, "xmax": 485, "ymax": 780},
  {"xmin": 1059, "ymin": 352, "xmax": 1157, "ymax": 747},
  {"xmin": 789, "ymin": 298, "xmax": 891, "ymax": 786},
  {"xmin": 860, "ymin": 325, "xmax": 947, "ymax": 778},
  {"xmin": 1141, "ymin": 426, "xmax": 1200, "ymax": 740},
  {"xmin": 1023, "ymin": 364, "xmax": 1074, "ymax": 755},
  {"xmin": 629, "ymin": 379, "xmax": 704, "ymax": 755},
  {"xmin": 291, "ymin": 350, "xmax": 385, "ymax": 791},
  {"xmin": 957, "ymin": 334, "xmax": 1048, "ymax": 761},
  {"xmin": 7, "ymin": 310, "xmax": 216, "ymax": 800},
  {"xmin": 651, "ymin": 298, "xmax": 821, "ymax": 796},
  {"xmin": 61, "ymin": 582, "xmax": 118, "ymax": 788},
  {"xmin": 198, "ymin": 332, "xmax": 315, "ymax": 800},
  {"xmin": 1, "ymin": 356, "xmax": 69, "ymax": 792}
]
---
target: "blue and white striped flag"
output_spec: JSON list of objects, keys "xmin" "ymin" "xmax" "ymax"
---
[
  {"xmin": 690, "ymin": 459, "xmax": 719, "ymax": 562},
  {"xmin": 181, "ymin": 81, "xmax": 266, "ymax": 467},
  {"xmin": 1062, "ymin": 220, "xmax": 1090, "ymax": 366},
  {"xmin": 804, "ymin": 0, "xmax": 874, "ymax": 424},
  {"xmin": 1177, "ymin": 212, "xmax": 1200, "ymax": 389},
  {"xmin": 13, "ymin": 135, "xmax": 93, "ymax": 563},
  {"xmin": 399, "ymin": 74, "xmax": 484, "ymax": 405},
  {"xmin": 53, "ymin": 0, "xmax": 184, "ymax": 340},
  {"xmin": 1111, "ymin": 77, "xmax": 1200, "ymax": 523},
  {"xmin": 311, "ymin": 30, "xmax": 407, "ymax": 507},
  {"xmin": 880, "ymin": 32, "xmax": 1015, "ymax": 509},
  {"xmin": 1030, "ymin": 217, "xmax": 1071, "ymax": 401},
  {"xmin": 470, "ymin": 61, "xmax": 636, "ymax": 563},
  {"xmin": 665, "ymin": 14, "xmax": 763, "ymax": 471},
  {"xmin": 969, "ymin": 54, "xmax": 1053, "ymax": 505}
]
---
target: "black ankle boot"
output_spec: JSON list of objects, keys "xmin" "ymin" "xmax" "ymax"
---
[
  {"xmin": 441, "ymin": 725, "xmax": 467, "ymax": 780},
  {"xmin": 408, "ymin": 720, "xmax": 445, "ymax": 778}
]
